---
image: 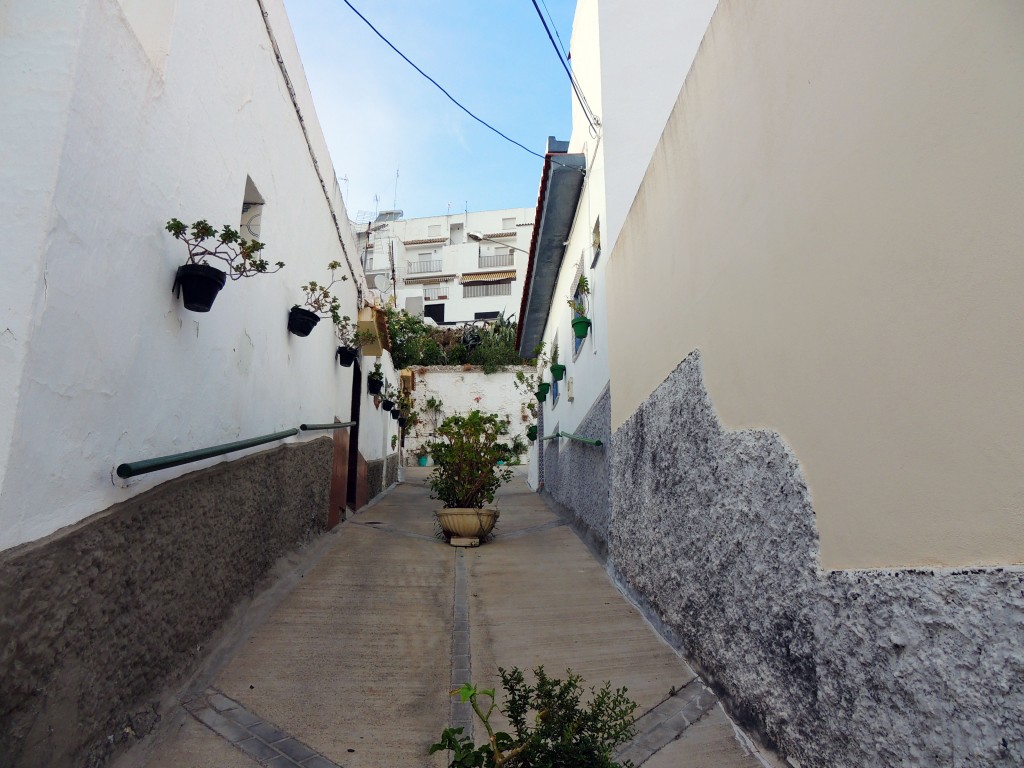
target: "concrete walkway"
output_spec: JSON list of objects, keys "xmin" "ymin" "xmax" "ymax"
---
[{"xmin": 115, "ymin": 469, "xmax": 776, "ymax": 768}]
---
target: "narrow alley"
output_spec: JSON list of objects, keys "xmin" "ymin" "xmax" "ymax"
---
[{"xmin": 115, "ymin": 469, "xmax": 775, "ymax": 768}]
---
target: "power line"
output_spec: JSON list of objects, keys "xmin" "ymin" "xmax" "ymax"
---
[
  {"xmin": 538, "ymin": 0, "xmax": 569, "ymax": 63},
  {"xmin": 339, "ymin": 0, "xmax": 546, "ymax": 161},
  {"xmin": 529, "ymin": 0, "xmax": 599, "ymax": 132}
]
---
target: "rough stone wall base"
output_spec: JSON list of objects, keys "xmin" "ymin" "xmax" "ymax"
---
[
  {"xmin": 366, "ymin": 453, "xmax": 398, "ymax": 502},
  {"xmin": 0, "ymin": 438, "xmax": 333, "ymax": 768},
  {"xmin": 541, "ymin": 386, "xmax": 612, "ymax": 558},
  {"xmin": 610, "ymin": 351, "xmax": 1024, "ymax": 767}
]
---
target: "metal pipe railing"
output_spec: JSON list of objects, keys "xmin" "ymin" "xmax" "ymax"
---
[
  {"xmin": 539, "ymin": 431, "xmax": 603, "ymax": 447},
  {"xmin": 117, "ymin": 428, "xmax": 300, "ymax": 479},
  {"xmin": 300, "ymin": 421, "xmax": 356, "ymax": 431}
]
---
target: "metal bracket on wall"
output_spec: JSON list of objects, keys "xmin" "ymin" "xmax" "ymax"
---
[{"xmin": 539, "ymin": 431, "xmax": 603, "ymax": 447}]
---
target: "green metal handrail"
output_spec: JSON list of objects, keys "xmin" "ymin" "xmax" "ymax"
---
[
  {"xmin": 116, "ymin": 428, "xmax": 300, "ymax": 479},
  {"xmin": 539, "ymin": 431, "xmax": 603, "ymax": 447},
  {"xmin": 300, "ymin": 421, "xmax": 356, "ymax": 431}
]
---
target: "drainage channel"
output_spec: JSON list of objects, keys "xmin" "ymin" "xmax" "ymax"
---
[{"xmin": 450, "ymin": 548, "xmax": 474, "ymax": 737}]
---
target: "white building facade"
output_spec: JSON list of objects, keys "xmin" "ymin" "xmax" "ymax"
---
[{"xmin": 354, "ymin": 208, "xmax": 534, "ymax": 325}]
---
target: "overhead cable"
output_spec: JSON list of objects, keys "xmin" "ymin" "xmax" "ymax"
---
[
  {"xmin": 529, "ymin": 0, "xmax": 600, "ymax": 133},
  {"xmin": 339, "ymin": 0, "xmax": 546, "ymax": 161}
]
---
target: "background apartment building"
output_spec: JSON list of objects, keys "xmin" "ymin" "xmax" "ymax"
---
[{"xmin": 354, "ymin": 207, "xmax": 534, "ymax": 325}]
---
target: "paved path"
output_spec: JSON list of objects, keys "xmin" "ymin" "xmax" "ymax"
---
[{"xmin": 116, "ymin": 469, "xmax": 776, "ymax": 768}]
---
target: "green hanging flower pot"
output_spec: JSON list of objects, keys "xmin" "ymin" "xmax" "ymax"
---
[
  {"xmin": 550, "ymin": 363, "xmax": 566, "ymax": 381},
  {"xmin": 527, "ymin": 425, "xmax": 538, "ymax": 441},
  {"xmin": 571, "ymin": 316, "xmax": 592, "ymax": 339},
  {"xmin": 536, "ymin": 382, "xmax": 550, "ymax": 402}
]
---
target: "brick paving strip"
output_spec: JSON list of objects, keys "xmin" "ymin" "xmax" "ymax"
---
[
  {"xmin": 613, "ymin": 679, "xmax": 720, "ymax": 766},
  {"xmin": 183, "ymin": 689, "xmax": 343, "ymax": 768},
  {"xmin": 450, "ymin": 548, "xmax": 474, "ymax": 736}
]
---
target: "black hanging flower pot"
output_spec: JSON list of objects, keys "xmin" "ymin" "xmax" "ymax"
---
[
  {"xmin": 381, "ymin": 399, "xmax": 396, "ymax": 411},
  {"xmin": 174, "ymin": 264, "xmax": 227, "ymax": 312},
  {"xmin": 336, "ymin": 346, "xmax": 357, "ymax": 367},
  {"xmin": 398, "ymin": 417, "xmax": 407, "ymax": 428},
  {"xmin": 390, "ymin": 409, "xmax": 400, "ymax": 420},
  {"xmin": 287, "ymin": 306, "xmax": 321, "ymax": 337},
  {"xmin": 367, "ymin": 377, "xmax": 383, "ymax": 395}
]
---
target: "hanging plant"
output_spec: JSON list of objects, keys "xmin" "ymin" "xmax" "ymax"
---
[
  {"xmin": 289, "ymin": 261, "xmax": 347, "ymax": 337},
  {"xmin": 166, "ymin": 218, "xmax": 284, "ymax": 312}
]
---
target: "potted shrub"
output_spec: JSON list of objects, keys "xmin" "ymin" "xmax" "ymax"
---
[
  {"xmin": 165, "ymin": 218, "xmax": 284, "ymax": 312},
  {"xmin": 413, "ymin": 443, "xmax": 431, "ymax": 467},
  {"xmin": 335, "ymin": 315, "xmax": 378, "ymax": 367},
  {"xmin": 549, "ymin": 342, "xmax": 566, "ymax": 381},
  {"xmin": 289, "ymin": 261, "xmax": 347, "ymax": 337},
  {"xmin": 367, "ymin": 362, "xmax": 384, "ymax": 395},
  {"xmin": 428, "ymin": 411, "xmax": 515, "ymax": 543},
  {"xmin": 567, "ymin": 274, "xmax": 592, "ymax": 339}
]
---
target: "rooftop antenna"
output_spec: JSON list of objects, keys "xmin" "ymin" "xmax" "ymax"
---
[{"xmin": 393, "ymin": 169, "xmax": 400, "ymax": 211}]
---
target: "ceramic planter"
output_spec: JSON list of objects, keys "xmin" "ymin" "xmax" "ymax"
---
[
  {"xmin": 550, "ymin": 363, "xmax": 566, "ymax": 381},
  {"xmin": 435, "ymin": 508, "xmax": 499, "ymax": 542},
  {"xmin": 287, "ymin": 306, "xmax": 321, "ymax": 337},
  {"xmin": 571, "ymin": 316, "xmax": 592, "ymax": 339},
  {"xmin": 336, "ymin": 346, "xmax": 357, "ymax": 367},
  {"xmin": 367, "ymin": 377, "xmax": 384, "ymax": 395},
  {"xmin": 418, "ymin": 455, "xmax": 429, "ymax": 467},
  {"xmin": 174, "ymin": 264, "xmax": 227, "ymax": 312}
]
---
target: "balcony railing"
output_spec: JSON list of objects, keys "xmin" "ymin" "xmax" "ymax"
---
[
  {"xmin": 478, "ymin": 252, "xmax": 514, "ymax": 268},
  {"xmin": 407, "ymin": 259, "xmax": 442, "ymax": 274},
  {"xmin": 423, "ymin": 285, "xmax": 449, "ymax": 301}
]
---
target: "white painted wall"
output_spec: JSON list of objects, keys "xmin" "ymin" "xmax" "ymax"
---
[
  {"xmin": 402, "ymin": 366, "xmax": 534, "ymax": 465},
  {"xmin": 0, "ymin": 0, "xmax": 378, "ymax": 551}
]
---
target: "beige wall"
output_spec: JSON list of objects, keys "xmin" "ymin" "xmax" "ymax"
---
[{"xmin": 607, "ymin": 0, "xmax": 1024, "ymax": 570}]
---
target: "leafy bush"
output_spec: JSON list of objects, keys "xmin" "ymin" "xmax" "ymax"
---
[
  {"xmin": 384, "ymin": 308, "xmax": 525, "ymax": 371},
  {"xmin": 428, "ymin": 411, "xmax": 515, "ymax": 509},
  {"xmin": 429, "ymin": 667, "xmax": 637, "ymax": 768}
]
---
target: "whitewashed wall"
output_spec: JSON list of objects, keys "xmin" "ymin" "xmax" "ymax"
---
[
  {"xmin": 403, "ymin": 366, "xmax": 534, "ymax": 465},
  {"xmin": 0, "ymin": 0, "xmax": 379, "ymax": 550}
]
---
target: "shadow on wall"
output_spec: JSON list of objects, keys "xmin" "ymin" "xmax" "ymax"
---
[
  {"xmin": 609, "ymin": 350, "xmax": 1024, "ymax": 768},
  {"xmin": 0, "ymin": 439, "xmax": 333, "ymax": 768}
]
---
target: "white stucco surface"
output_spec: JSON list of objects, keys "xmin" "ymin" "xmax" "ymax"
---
[
  {"xmin": 0, "ymin": 0, "xmax": 378, "ymax": 550},
  {"xmin": 402, "ymin": 366, "xmax": 533, "ymax": 466}
]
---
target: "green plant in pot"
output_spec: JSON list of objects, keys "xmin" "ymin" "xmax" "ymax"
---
[
  {"xmin": 381, "ymin": 381, "xmax": 398, "ymax": 412},
  {"xmin": 335, "ymin": 315, "xmax": 377, "ymax": 366},
  {"xmin": 428, "ymin": 411, "xmax": 515, "ymax": 544},
  {"xmin": 567, "ymin": 274, "xmax": 592, "ymax": 339},
  {"xmin": 549, "ymin": 341, "xmax": 566, "ymax": 381},
  {"xmin": 367, "ymin": 362, "xmax": 384, "ymax": 395},
  {"xmin": 289, "ymin": 261, "xmax": 347, "ymax": 337},
  {"xmin": 526, "ymin": 425, "xmax": 538, "ymax": 442},
  {"xmin": 166, "ymin": 218, "xmax": 284, "ymax": 312},
  {"xmin": 535, "ymin": 382, "xmax": 550, "ymax": 402}
]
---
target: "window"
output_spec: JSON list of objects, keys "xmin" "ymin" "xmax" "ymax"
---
[
  {"xmin": 463, "ymin": 282, "xmax": 512, "ymax": 298},
  {"xmin": 551, "ymin": 378, "xmax": 560, "ymax": 406},
  {"xmin": 572, "ymin": 280, "xmax": 586, "ymax": 357},
  {"xmin": 591, "ymin": 217, "xmax": 602, "ymax": 267},
  {"xmin": 424, "ymin": 303, "xmax": 445, "ymax": 323},
  {"xmin": 240, "ymin": 177, "xmax": 264, "ymax": 239},
  {"xmin": 474, "ymin": 311, "xmax": 500, "ymax": 320},
  {"xmin": 427, "ymin": 224, "xmax": 444, "ymax": 237},
  {"xmin": 502, "ymin": 217, "xmax": 516, "ymax": 230}
]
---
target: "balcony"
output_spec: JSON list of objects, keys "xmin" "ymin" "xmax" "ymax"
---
[
  {"xmin": 478, "ymin": 252, "xmax": 515, "ymax": 269},
  {"xmin": 423, "ymin": 285, "xmax": 449, "ymax": 301},
  {"xmin": 407, "ymin": 259, "xmax": 442, "ymax": 275}
]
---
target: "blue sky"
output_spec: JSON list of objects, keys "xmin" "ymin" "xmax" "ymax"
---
[{"xmin": 282, "ymin": 0, "xmax": 578, "ymax": 221}]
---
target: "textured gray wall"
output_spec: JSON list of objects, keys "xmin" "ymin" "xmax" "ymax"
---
[
  {"xmin": 366, "ymin": 452, "xmax": 398, "ymax": 502},
  {"xmin": 611, "ymin": 351, "xmax": 1024, "ymax": 767},
  {"xmin": 0, "ymin": 439, "xmax": 333, "ymax": 768},
  {"xmin": 541, "ymin": 386, "xmax": 612, "ymax": 558}
]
